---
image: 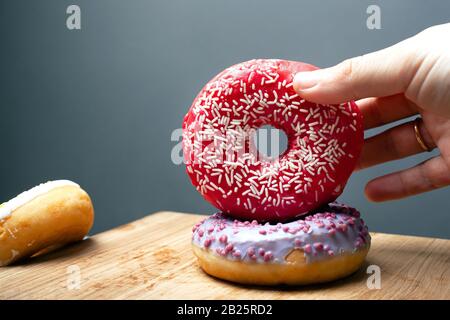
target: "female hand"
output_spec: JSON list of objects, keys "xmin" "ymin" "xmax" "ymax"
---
[{"xmin": 293, "ymin": 23, "xmax": 450, "ymax": 202}]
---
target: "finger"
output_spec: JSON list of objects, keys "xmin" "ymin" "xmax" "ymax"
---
[
  {"xmin": 356, "ymin": 94, "xmax": 418, "ymax": 130},
  {"xmin": 356, "ymin": 119, "xmax": 436, "ymax": 170},
  {"xmin": 365, "ymin": 155, "xmax": 450, "ymax": 202},
  {"xmin": 293, "ymin": 37, "xmax": 420, "ymax": 104}
]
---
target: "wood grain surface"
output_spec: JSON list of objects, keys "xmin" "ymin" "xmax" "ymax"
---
[{"xmin": 0, "ymin": 212, "xmax": 449, "ymax": 299}]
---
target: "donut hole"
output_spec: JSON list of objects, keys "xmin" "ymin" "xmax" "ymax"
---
[{"xmin": 252, "ymin": 125, "xmax": 288, "ymax": 161}]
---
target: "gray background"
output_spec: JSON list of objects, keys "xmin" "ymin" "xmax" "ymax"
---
[{"xmin": 1, "ymin": 0, "xmax": 449, "ymax": 238}]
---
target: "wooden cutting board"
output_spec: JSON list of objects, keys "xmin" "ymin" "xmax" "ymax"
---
[{"xmin": 0, "ymin": 211, "xmax": 449, "ymax": 299}]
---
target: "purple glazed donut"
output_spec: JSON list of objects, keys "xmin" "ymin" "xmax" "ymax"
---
[{"xmin": 192, "ymin": 202, "xmax": 370, "ymax": 285}]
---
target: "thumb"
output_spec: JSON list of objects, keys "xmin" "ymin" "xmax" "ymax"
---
[{"xmin": 293, "ymin": 39, "xmax": 419, "ymax": 104}]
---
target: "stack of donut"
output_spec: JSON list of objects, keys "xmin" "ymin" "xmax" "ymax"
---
[{"xmin": 183, "ymin": 59, "xmax": 370, "ymax": 285}]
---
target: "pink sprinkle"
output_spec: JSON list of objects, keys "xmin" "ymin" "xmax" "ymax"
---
[
  {"xmin": 259, "ymin": 229, "xmax": 267, "ymax": 235},
  {"xmin": 207, "ymin": 226, "xmax": 214, "ymax": 233},
  {"xmin": 204, "ymin": 238, "xmax": 212, "ymax": 247},
  {"xmin": 224, "ymin": 244, "xmax": 234, "ymax": 253},
  {"xmin": 328, "ymin": 229, "xmax": 336, "ymax": 236},
  {"xmin": 233, "ymin": 250, "xmax": 241, "ymax": 258},
  {"xmin": 219, "ymin": 234, "xmax": 228, "ymax": 243},
  {"xmin": 258, "ymin": 248, "xmax": 265, "ymax": 256},
  {"xmin": 303, "ymin": 244, "xmax": 312, "ymax": 254},
  {"xmin": 294, "ymin": 239, "xmax": 302, "ymax": 247},
  {"xmin": 263, "ymin": 251, "xmax": 273, "ymax": 262},
  {"xmin": 339, "ymin": 224, "xmax": 348, "ymax": 233},
  {"xmin": 323, "ymin": 244, "xmax": 330, "ymax": 251},
  {"xmin": 282, "ymin": 226, "xmax": 290, "ymax": 232},
  {"xmin": 198, "ymin": 229, "xmax": 204, "ymax": 237},
  {"xmin": 328, "ymin": 250, "xmax": 334, "ymax": 256},
  {"xmin": 313, "ymin": 243, "xmax": 323, "ymax": 251},
  {"xmin": 247, "ymin": 247, "xmax": 255, "ymax": 256}
]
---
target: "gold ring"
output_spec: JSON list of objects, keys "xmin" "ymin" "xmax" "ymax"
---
[{"xmin": 413, "ymin": 117, "xmax": 433, "ymax": 152}]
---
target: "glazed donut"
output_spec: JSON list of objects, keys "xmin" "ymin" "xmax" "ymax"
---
[
  {"xmin": 192, "ymin": 203, "xmax": 370, "ymax": 285},
  {"xmin": 183, "ymin": 59, "xmax": 363, "ymax": 221},
  {"xmin": 0, "ymin": 180, "xmax": 94, "ymax": 266}
]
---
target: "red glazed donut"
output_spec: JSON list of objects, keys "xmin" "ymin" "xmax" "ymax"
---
[{"xmin": 183, "ymin": 59, "xmax": 363, "ymax": 221}]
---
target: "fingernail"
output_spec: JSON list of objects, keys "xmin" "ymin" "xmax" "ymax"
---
[{"xmin": 293, "ymin": 71, "xmax": 321, "ymax": 91}]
